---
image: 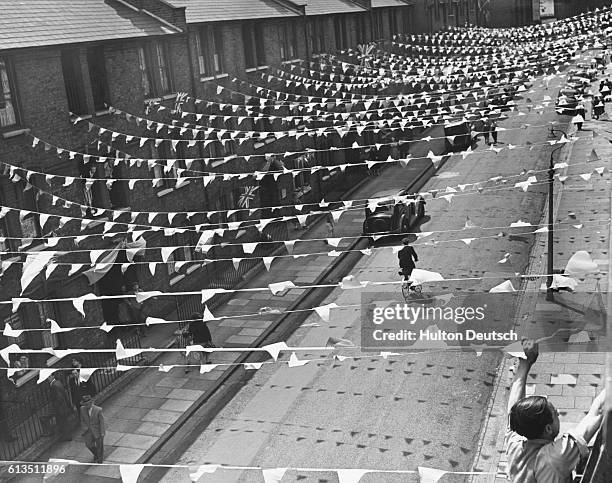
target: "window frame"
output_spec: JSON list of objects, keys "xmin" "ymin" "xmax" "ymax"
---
[
  {"xmin": 196, "ymin": 24, "xmax": 225, "ymax": 76},
  {"xmin": 0, "ymin": 56, "xmax": 20, "ymax": 130},
  {"xmin": 151, "ymin": 142, "xmax": 186, "ymax": 190},
  {"xmin": 61, "ymin": 49, "xmax": 88, "ymax": 115},
  {"xmin": 242, "ymin": 21, "xmax": 266, "ymax": 68},
  {"xmin": 280, "ymin": 21, "xmax": 297, "ymax": 61},
  {"xmin": 87, "ymin": 46, "xmax": 111, "ymax": 112},
  {"xmin": 138, "ymin": 41, "xmax": 174, "ymax": 99}
]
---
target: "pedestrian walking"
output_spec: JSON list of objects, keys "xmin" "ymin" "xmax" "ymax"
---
[
  {"xmin": 68, "ymin": 368, "xmax": 95, "ymax": 420},
  {"xmin": 571, "ymin": 112, "xmax": 584, "ymax": 131},
  {"xmin": 482, "ymin": 118, "xmax": 492, "ymax": 144},
  {"xmin": 593, "ymin": 95, "xmax": 605, "ymax": 119},
  {"xmin": 398, "ymin": 237, "xmax": 418, "ymax": 281},
  {"xmin": 79, "ymin": 395, "xmax": 105, "ymax": 463},
  {"xmin": 325, "ymin": 212, "xmax": 335, "ymax": 238},
  {"xmin": 183, "ymin": 312, "xmax": 215, "ymax": 372},
  {"xmin": 601, "ymin": 82, "xmax": 611, "ymax": 103},
  {"xmin": 48, "ymin": 372, "xmax": 73, "ymax": 441},
  {"xmin": 490, "ymin": 117, "xmax": 499, "ymax": 145}
]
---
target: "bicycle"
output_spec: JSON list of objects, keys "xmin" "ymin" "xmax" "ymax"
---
[{"xmin": 399, "ymin": 271, "xmax": 426, "ymax": 303}]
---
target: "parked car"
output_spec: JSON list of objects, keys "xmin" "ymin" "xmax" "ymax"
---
[
  {"xmin": 556, "ymin": 88, "xmax": 580, "ymax": 115},
  {"xmin": 574, "ymin": 63, "xmax": 598, "ymax": 79},
  {"xmin": 363, "ymin": 189, "xmax": 426, "ymax": 235},
  {"xmin": 444, "ymin": 121, "xmax": 473, "ymax": 151}
]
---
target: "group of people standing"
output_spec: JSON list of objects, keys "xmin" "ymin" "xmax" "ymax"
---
[
  {"xmin": 593, "ymin": 79, "xmax": 612, "ymax": 120},
  {"xmin": 47, "ymin": 358, "xmax": 105, "ymax": 463}
]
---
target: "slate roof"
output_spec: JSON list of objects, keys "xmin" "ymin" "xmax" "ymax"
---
[
  {"xmin": 372, "ymin": 0, "xmax": 410, "ymax": 7},
  {"xmin": 0, "ymin": 0, "xmax": 179, "ymax": 51},
  {"xmin": 292, "ymin": 0, "xmax": 366, "ymax": 16},
  {"xmin": 167, "ymin": 0, "xmax": 300, "ymax": 23}
]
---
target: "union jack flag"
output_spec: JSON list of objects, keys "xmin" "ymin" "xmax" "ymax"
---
[{"xmin": 238, "ymin": 185, "xmax": 259, "ymax": 208}]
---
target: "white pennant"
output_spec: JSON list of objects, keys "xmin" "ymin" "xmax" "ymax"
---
[
  {"xmin": 417, "ymin": 466, "xmax": 447, "ymax": 483},
  {"xmin": 337, "ymin": 469, "xmax": 370, "ymax": 483},
  {"xmin": 287, "ymin": 352, "xmax": 309, "ymax": 367},
  {"xmin": 262, "ymin": 468, "xmax": 287, "ymax": 483},
  {"xmin": 119, "ymin": 464, "xmax": 145, "ymax": 483},
  {"xmin": 188, "ymin": 464, "xmax": 218, "ymax": 481},
  {"xmin": 263, "ymin": 257, "xmax": 274, "ymax": 271},
  {"xmin": 313, "ymin": 302, "xmax": 339, "ymax": 322},
  {"xmin": 262, "ymin": 341, "xmax": 289, "ymax": 361},
  {"xmin": 72, "ymin": 293, "xmax": 97, "ymax": 317}
]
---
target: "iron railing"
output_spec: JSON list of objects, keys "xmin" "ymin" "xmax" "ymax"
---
[{"xmin": 0, "ymin": 333, "xmax": 141, "ymax": 461}]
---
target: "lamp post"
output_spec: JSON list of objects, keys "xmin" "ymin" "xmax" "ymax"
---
[{"xmin": 546, "ymin": 127, "xmax": 567, "ymax": 301}]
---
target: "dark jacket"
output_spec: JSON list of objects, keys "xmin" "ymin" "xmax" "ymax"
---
[
  {"xmin": 80, "ymin": 404, "xmax": 105, "ymax": 439},
  {"xmin": 188, "ymin": 321, "xmax": 213, "ymax": 345},
  {"xmin": 398, "ymin": 245, "xmax": 418, "ymax": 269},
  {"xmin": 68, "ymin": 376, "xmax": 96, "ymax": 408}
]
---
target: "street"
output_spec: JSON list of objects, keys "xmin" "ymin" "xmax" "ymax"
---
[{"xmin": 159, "ymin": 77, "xmax": 567, "ymax": 483}]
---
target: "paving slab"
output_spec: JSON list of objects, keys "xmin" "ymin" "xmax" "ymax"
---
[
  {"xmin": 142, "ymin": 409, "xmax": 182, "ymax": 425},
  {"xmin": 159, "ymin": 398, "xmax": 194, "ymax": 412},
  {"xmin": 115, "ymin": 433, "xmax": 159, "ymax": 450},
  {"xmin": 104, "ymin": 446, "xmax": 147, "ymax": 463},
  {"xmin": 135, "ymin": 421, "xmax": 172, "ymax": 437}
]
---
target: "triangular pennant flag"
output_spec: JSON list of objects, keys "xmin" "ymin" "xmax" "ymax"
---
[
  {"xmin": 33, "ymin": 367, "xmax": 57, "ymax": 385},
  {"xmin": 199, "ymin": 364, "xmax": 219, "ymax": 374},
  {"xmin": 262, "ymin": 342, "xmax": 289, "ymax": 361},
  {"xmin": 188, "ymin": 464, "xmax": 219, "ymax": 482},
  {"xmin": 72, "ymin": 293, "xmax": 97, "ymax": 317},
  {"xmin": 263, "ymin": 256, "xmax": 274, "ymax": 271},
  {"xmin": 313, "ymin": 303, "xmax": 339, "ymax": 322},
  {"xmin": 203, "ymin": 305, "xmax": 216, "ymax": 321},
  {"xmin": 287, "ymin": 352, "xmax": 309, "ymax": 368},
  {"xmin": 119, "ymin": 464, "xmax": 145, "ymax": 483},
  {"xmin": 337, "ymin": 469, "xmax": 369, "ymax": 483},
  {"xmin": 417, "ymin": 466, "xmax": 447, "ymax": 483},
  {"xmin": 489, "ymin": 280, "xmax": 516, "ymax": 293}
]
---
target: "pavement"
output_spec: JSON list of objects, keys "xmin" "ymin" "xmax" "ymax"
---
[{"xmin": 469, "ymin": 66, "xmax": 611, "ymax": 482}]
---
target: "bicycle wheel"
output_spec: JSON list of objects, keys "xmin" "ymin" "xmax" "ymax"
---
[{"xmin": 402, "ymin": 284, "xmax": 411, "ymax": 302}]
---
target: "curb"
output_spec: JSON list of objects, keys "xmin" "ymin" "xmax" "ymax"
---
[{"xmin": 468, "ymin": 121, "xmax": 576, "ymax": 482}]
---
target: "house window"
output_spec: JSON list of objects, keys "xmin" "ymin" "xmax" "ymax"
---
[
  {"xmin": 356, "ymin": 13, "xmax": 368, "ymax": 44},
  {"xmin": 293, "ymin": 153, "xmax": 312, "ymax": 190},
  {"xmin": 61, "ymin": 50, "xmax": 88, "ymax": 115},
  {"xmin": 242, "ymin": 22, "xmax": 266, "ymax": 68},
  {"xmin": 402, "ymin": 6, "xmax": 414, "ymax": 33},
  {"xmin": 87, "ymin": 47, "xmax": 110, "ymax": 112},
  {"xmin": 138, "ymin": 42, "xmax": 174, "ymax": 99},
  {"xmin": 215, "ymin": 189, "xmax": 236, "ymax": 224},
  {"xmin": 389, "ymin": 9, "xmax": 399, "ymax": 37},
  {"xmin": 151, "ymin": 142, "xmax": 186, "ymax": 190},
  {"xmin": 0, "ymin": 58, "xmax": 19, "ymax": 129},
  {"xmin": 196, "ymin": 25, "xmax": 224, "ymax": 76},
  {"xmin": 16, "ymin": 184, "xmax": 42, "ymax": 241},
  {"xmin": 373, "ymin": 11, "xmax": 384, "ymax": 40},
  {"xmin": 334, "ymin": 16, "xmax": 348, "ymax": 51},
  {"xmin": 309, "ymin": 18, "xmax": 326, "ymax": 54},
  {"xmin": 280, "ymin": 22, "xmax": 297, "ymax": 61}
]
